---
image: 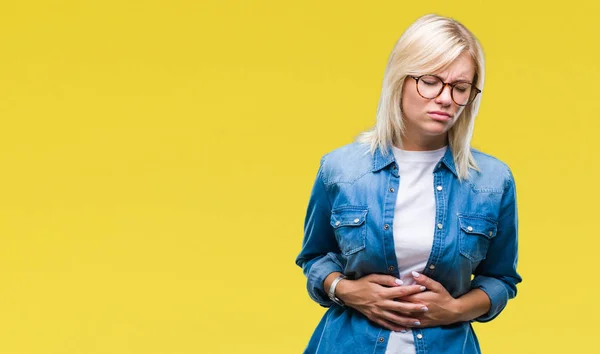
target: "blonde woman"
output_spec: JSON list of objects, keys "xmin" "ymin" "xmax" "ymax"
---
[{"xmin": 296, "ymin": 14, "xmax": 521, "ymax": 354}]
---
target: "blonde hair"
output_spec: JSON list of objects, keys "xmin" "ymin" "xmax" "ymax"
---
[{"xmin": 357, "ymin": 14, "xmax": 485, "ymax": 180}]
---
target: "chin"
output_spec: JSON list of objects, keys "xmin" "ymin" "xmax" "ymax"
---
[{"xmin": 421, "ymin": 124, "xmax": 449, "ymax": 136}]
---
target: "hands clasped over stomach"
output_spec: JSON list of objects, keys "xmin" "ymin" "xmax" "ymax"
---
[{"xmin": 335, "ymin": 272, "xmax": 461, "ymax": 332}]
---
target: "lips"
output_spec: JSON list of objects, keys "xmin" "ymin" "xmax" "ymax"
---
[
  {"xmin": 427, "ymin": 111, "xmax": 453, "ymax": 121},
  {"xmin": 428, "ymin": 111, "xmax": 451, "ymax": 117}
]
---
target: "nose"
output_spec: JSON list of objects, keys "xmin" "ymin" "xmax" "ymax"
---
[{"xmin": 434, "ymin": 84, "xmax": 453, "ymax": 106}]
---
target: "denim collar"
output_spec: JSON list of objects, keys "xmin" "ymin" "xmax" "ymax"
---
[{"xmin": 372, "ymin": 143, "xmax": 458, "ymax": 177}]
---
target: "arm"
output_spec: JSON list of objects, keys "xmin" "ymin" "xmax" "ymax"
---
[
  {"xmin": 470, "ymin": 167, "xmax": 522, "ymax": 322},
  {"xmin": 452, "ymin": 288, "xmax": 491, "ymax": 322},
  {"xmin": 389, "ymin": 168, "xmax": 521, "ymax": 327},
  {"xmin": 295, "ymin": 156, "xmax": 344, "ymax": 307},
  {"xmin": 295, "ymin": 158, "xmax": 429, "ymax": 331},
  {"xmin": 400, "ymin": 272, "xmax": 491, "ymax": 326}
]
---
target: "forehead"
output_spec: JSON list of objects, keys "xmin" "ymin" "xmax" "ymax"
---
[{"xmin": 434, "ymin": 52, "xmax": 475, "ymax": 80}]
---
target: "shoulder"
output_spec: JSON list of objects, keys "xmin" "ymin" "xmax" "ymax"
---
[
  {"xmin": 470, "ymin": 148, "xmax": 515, "ymax": 190},
  {"xmin": 318, "ymin": 142, "xmax": 375, "ymax": 184}
]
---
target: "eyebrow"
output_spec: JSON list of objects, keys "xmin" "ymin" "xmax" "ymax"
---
[{"xmin": 431, "ymin": 74, "xmax": 473, "ymax": 83}]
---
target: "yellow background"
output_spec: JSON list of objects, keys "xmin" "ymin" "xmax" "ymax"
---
[{"xmin": 0, "ymin": 1, "xmax": 597, "ymax": 353}]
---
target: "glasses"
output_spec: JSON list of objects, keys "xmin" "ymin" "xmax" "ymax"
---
[{"xmin": 410, "ymin": 75, "xmax": 481, "ymax": 106}]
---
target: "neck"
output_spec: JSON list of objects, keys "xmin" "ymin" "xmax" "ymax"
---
[{"xmin": 396, "ymin": 134, "xmax": 448, "ymax": 151}]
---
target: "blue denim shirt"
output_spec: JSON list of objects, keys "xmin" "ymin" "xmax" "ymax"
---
[{"xmin": 296, "ymin": 142, "xmax": 521, "ymax": 354}]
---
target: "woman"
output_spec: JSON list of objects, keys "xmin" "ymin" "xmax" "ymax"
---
[{"xmin": 295, "ymin": 14, "xmax": 521, "ymax": 354}]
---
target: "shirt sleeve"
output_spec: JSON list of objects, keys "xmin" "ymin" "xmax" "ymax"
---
[
  {"xmin": 295, "ymin": 156, "xmax": 344, "ymax": 307},
  {"xmin": 471, "ymin": 167, "xmax": 523, "ymax": 322}
]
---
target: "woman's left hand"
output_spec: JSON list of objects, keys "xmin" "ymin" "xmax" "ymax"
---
[{"xmin": 398, "ymin": 272, "xmax": 463, "ymax": 327}]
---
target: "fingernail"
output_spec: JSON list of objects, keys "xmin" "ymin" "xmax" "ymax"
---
[
  {"xmin": 411, "ymin": 271, "xmax": 420, "ymax": 278},
  {"xmin": 420, "ymin": 286, "xmax": 426, "ymax": 291},
  {"xmin": 413, "ymin": 321, "xmax": 421, "ymax": 326},
  {"xmin": 395, "ymin": 279, "xmax": 404, "ymax": 285},
  {"xmin": 421, "ymin": 307, "xmax": 428, "ymax": 312}
]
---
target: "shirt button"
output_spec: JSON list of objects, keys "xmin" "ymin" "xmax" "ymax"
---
[
  {"xmin": 429, "ymin": 264, "xmax": 435, "ymax": 270},
  {"xmin": 467, "ymin": 226, "xmax": 473, "ymax": 232},
  {"xmin": 378, "ymin": 337, "xmax": 385, "ymax": 343},
  {"xmin": 389, "ymin": 187, "xmax": 395, "ymax": 193},
  {"xmin": 388, "ymin": 265, "xmax": 395, "ymax": 272},
  {"xmin": 416, "ymin": 334, "xmax": 423, "ymax": 339},
  {"xmin": 335, "ymin": 221, "xmax": 341, "ymax": 226},
  {"xmin": 437, "ymin": 223, "xmax": 443, "ymax": 229},
  {"xmin": 354, "ymin": 218, "xmax": 360, "ymax": 223},
  {"xmin": 436, "ymin": 185, "xmax": 442, "ymax": 191},
  {"xmin": 384, "ymin": 224, "xmax": 390, "ymax": 230},
  {"xmin": 489, "ymin": 231, "xmax": 493, "ymax": 237}
]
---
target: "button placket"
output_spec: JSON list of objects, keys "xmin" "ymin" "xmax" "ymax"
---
[
  {"xmin": 426, "ymin": 171, "xmax": 446, "ymax": 281},
  {"xmin": 383, "ymin": 164, "xmax": 400, "ymax": 286}
]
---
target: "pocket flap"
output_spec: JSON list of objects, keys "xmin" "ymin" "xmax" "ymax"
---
[
  {"xmin": 330, "ymin": 208, "xmax": 368, "ymax": 228},
  {"xmin": 458, "ymin": 215, "xmax": 497, "ymax": 239}
]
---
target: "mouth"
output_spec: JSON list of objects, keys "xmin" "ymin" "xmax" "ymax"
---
[{"xmin": 427, "ymin": 111, "xmax": 453, "ymax": 121}]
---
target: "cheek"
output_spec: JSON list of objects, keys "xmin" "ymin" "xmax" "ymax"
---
[
  {"xmin": 452, "ymin": 106, "xmax": 466, "ymax": 120},
  {"xmin": 444, "ymin": 107, "xmax": 466, "ymax": 130},
  {"xmin": 401, "ymin": 87, "xmax": 427, "ymax": 118}
]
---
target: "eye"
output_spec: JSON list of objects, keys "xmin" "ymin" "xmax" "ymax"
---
[
  {"xmin": 454, "ymin": 83, "xmax": 472, "ymax": 93},
  {"xmin": 421, "ymin": 76, "xmax": 440, "ymax": 85}
]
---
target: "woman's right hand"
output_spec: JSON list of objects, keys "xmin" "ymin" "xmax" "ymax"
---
[{"xmin": 335, "ymin": 274, "xmax": 428, "ymax": 332}]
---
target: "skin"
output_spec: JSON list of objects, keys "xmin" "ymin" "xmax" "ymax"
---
[
  {"xmin": 399, "ymin": 51, "xmax": 473, "ymax": 151},
  {"xmin": 323, "ymin": 52, "xmax": 491, "ymax": 332}
]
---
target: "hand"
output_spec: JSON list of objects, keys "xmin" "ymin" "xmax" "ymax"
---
[
  {"xmin": 335, "ymin": 274, "xmax": 428, "ymax": 332},
  {"xmin": 397, "ymin": 271, "xmax": 461, "ymax": 327}
]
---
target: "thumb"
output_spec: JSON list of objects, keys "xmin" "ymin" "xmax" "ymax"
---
[{"xmin": 364, "ymin": 273, "xmax": 404, "ymax": 287}]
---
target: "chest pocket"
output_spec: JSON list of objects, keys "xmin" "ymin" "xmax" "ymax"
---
[
  {"xmin": 458, "ymin": 215, "xmax": 497, "ymax": 263},
  {"xmin": 330, "ymin": 207, "xmax": 368, "ymax": 256}
]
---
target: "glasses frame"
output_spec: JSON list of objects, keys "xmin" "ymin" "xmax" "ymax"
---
[{"xmin": 409, "ymin": 75, "xmax": 482, "ymax": 106}]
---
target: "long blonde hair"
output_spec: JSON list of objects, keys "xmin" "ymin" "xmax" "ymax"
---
[{"xmin": 357, "ymin": 14, "xmax": 485, "ymax": 180}]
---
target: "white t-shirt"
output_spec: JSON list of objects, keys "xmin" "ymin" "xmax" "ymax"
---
[{"xmin": 385, "ymin": 145, "xmax": 448, "ymax": 354}]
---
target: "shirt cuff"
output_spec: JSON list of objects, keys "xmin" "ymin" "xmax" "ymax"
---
[
  {"xmin": 305, "ymin": 252, "xmax": 344, "ymax": 307},
  {"xmin": 471, "ymin": 275, "xmax": 509, "ymax": 322}
]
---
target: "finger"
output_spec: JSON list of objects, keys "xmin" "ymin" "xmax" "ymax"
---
[
  {"xmin": 400, "ymin": 294, "xmax": 423, "ymax": 303},
  {"xmin": 380, "ymin": 310, "xmax": 422, "ymax": 328},
  {"xmin": 385, "ymin": 284, "xmax": 427, "ymax": 299},
  {"xmin": 381, "ymin": 299, "xmax": 429, "ymax": 314},
  {"xmin": 411, "ymin": 271, "xmax": 444, "ymax": 292},
  {"xmin": 364, "ymin": 273, "xmax": 404, "ymax": 287},
  {"xmin": 372, "ymin": 317, "xmax": 408, "ymax": 333}
]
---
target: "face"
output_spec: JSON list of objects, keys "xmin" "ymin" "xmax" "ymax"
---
[{"xmin": 399, "ymin": 52, "xmax": 476, "ymax": 150}]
